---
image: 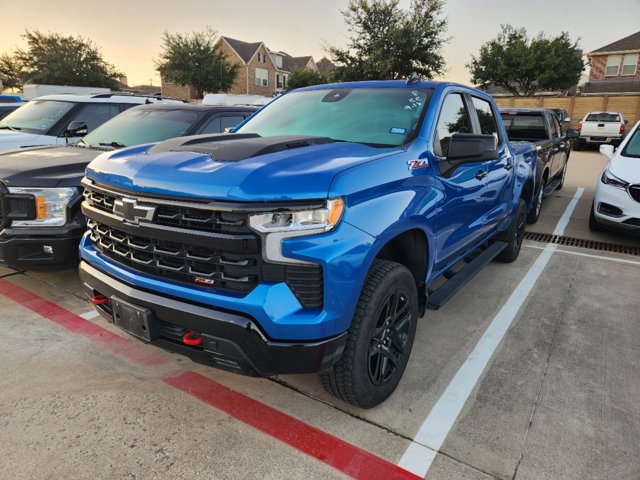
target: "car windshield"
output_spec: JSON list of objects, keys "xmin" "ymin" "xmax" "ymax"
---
[
  {"xmin": 622, "ymin": 127, "xmax": 640, "ymax": 158},
  {"xmin": 585, "ymin": 113, "xmax": 621, "ymax": 122},
  {"xmin": 82, "ymin": 107, "xmax": 200, "ymax": 148},
  {"xmin": 235, "ymin": 88, "xmax": 431, "ymax": 147},
  {"xmin": 0, "ymin": 100, "xmax": 75, "ymax": 134}
]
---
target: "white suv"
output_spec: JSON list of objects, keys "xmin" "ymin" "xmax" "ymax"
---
[
  {"xmin": 589, "ymin": 120, "xmax": 640, "ymax": 235},
  {"xmin": 575, "ymin": 111, "xmax": 627, "ymax": 150},
  {"xmin": 0, "ymin": 93, "xmax": 182, "ymax": 153}
]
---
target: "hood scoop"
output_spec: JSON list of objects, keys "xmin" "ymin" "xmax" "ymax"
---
[{"xmin": 149, "ymin": 133, "xmax": 335, "ymax": 163}]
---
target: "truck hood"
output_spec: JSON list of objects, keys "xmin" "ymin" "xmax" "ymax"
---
[
  {"xmin": 86, "ymin": 136, "xmax": 402, "ymax": 201},
  {"xmin": 0, "ymin": 130, "xmax": 55, "ymax": 153},
  {"xmin": 0, "ymin": 144, "xmax": 105, "ymax": 187},
  {"xmin": 610, "ymin": 154, "xmax": 640, "ymax": 184}
]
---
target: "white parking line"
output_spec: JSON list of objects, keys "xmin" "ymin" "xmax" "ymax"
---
[
  {"xmin": 398, "ymin": 187, "xmax": 585, "ymax": 478},
  {"xmin": 79, "ymin": 310, "xmax": 100, "ymax": 320},
  {"xmin": 553, "ymin": 187, "xmax": 584, "ymax": 236},
  {"xmin": 524, "ymin": 243, "xmax": 640, "ymax": 266}
]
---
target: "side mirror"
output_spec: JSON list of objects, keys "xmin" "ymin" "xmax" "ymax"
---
[
  {"xmin": 565, "ymin": 129, "xmax": 580, "ymax": 139},
  {"xmin": 564, "ymin": 117, "xmax": 571, "ymax": 123},
  {"xmin": 64, "ymin": 121, "xmax": 88, "ymax": 138},
  {"xmin": 447, "ymin": 134, "xmax": 498, "ymax": 163},
  {"xmin": 600, "ymin": 144, "xmax": 615, "ymax": 160}
]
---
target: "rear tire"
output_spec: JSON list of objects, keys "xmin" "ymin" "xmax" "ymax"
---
[
  {"xmin": 319, "ymin": 260, "xmax": 418, "ymax": 408},
  {"xmin": 526, "ymin": 180, "xmax": 545, "ymax": 224},
  {"xmin": 496, "ymin": 199, "xmax": 527, "ymax": 263}
]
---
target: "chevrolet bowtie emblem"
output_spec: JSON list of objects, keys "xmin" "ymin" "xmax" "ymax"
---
[{"xmin": 113, "ymin": 198, "xmax": 156, "ymax": 224}]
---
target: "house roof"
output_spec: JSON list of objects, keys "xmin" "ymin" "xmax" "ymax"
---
[
  {"xmin": 589, "ymin": 30, "xmax": 640, "ymax": 54},
  {"xmin": 221, "ymin": 36, "xmax": 264, "ymax": 63},
  {"xmin": 583, "ymin": 78, "xmax": 640, "ymax": 94},
  {"xmin": 281, "ymin": 54, "xmax": 313, "ymax": 72},
  {"xmin": 316, "ymin": 57, "xmax": 336, "ymax": 75}
]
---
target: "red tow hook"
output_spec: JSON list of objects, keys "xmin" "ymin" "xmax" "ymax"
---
[
  {"xmin": 183, "ymin": 331, "xmax": 203, "ymax": 346},
  {"xmin": 91, "ymin": 294, "xmax": 110, "ymax": 305}
]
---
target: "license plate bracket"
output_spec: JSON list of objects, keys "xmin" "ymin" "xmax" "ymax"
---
[{"xmin": 111, "ymin": 297, "xmax": 158, "ymax": 342}]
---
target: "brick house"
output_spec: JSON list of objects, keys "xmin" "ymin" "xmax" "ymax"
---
[
  {"xmin": 217, "ymin": 36, "xmax": 320, "ymax": 96},
  {"xmin": 585, "ymin": 30, "xmax": 640, "ymax": 93}
]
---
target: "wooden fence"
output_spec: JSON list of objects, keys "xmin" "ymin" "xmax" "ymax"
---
[{"xmin": 493, "ymin": 94, "xmax": 640, "ymax": 129}]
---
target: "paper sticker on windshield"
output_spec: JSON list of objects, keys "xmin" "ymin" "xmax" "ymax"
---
[{"xmin": 390, "ymin": 127, "xmax": 407, "ymax": 135}]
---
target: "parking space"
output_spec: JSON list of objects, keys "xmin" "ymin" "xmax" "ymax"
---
[{"xmin": 0, "ymin": 150, "xmax": 639, "ymax": 479}]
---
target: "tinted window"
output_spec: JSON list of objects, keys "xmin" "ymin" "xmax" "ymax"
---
[
  {"xmin": 199, "ymin": 115, "xmax": 245, "ymax": 134},
  {"xmin": 82, "ymin": 108, "xmax": 199, "ymax": 148},
  {"xmin": 221, "ymin": 115, "xmax": 244, "ymax": 131},
  {"xmin": 0, "ymin": 100, "xmax": 75, "ymax": 134},
  {"xmin": 236, "ymin": 88, "xmax": 430, "ymax": 147},
  {"xmin": 622, "ymin": 128, "xmax": 640, "ymax": 157},
  {"xmin": 472, "ymin": 97, "xmax": 498, "ymax": 137},
  {"xmin": 70, "ymin": 104, "xmax": 122, "ymax": 133},
  {"xmin": 434, "ymin": 93, "xmax": 471, "ymax": 157},
  {"xmin": 585, "ymin": 113, "xmax": 621, "ymax": 123},
  {"xmin": 549, "ymin": 114, "xmax": 561, "ymax": 138},
  {"xmin": 199, "ymin": 116, "xmax": 221, "ymax": 134},
  {"xmin": 501, "ymin": 113, "xmax": 547, "ymax": 141}
]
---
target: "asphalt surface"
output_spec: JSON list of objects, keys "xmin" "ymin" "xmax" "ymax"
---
[{"xmin": 0, "ymin": 149, "xmax": 638, "ymax": 480}]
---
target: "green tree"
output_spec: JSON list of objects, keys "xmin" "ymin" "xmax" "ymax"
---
[
  {"xmin": 467, "ymin": 25, "xmax": 585, "ymax": 96},
  {"xmin": 0, "ymin": 53, "xmax": 23, "ymax": 91},
  {"xmin": 156, "ymin": 28, "xmax": 239, "ymax": 99},
  {"xmin": 12, "ymin": 30, "xmax": 122, "ymax": 89},
  {"xmin": 327, "ymin": 0, "xmax": 448, "ymax": 82},
  {"xmin": 287, "ymin": 68, "xmax": 328, "ymax": 90}
]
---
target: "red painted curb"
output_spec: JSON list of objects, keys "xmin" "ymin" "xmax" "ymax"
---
[
  {"xmin": 164, "ymin": 371, "xmax": 423, "ymax": 480},
  {"xmin": 0, "ymin": 278, "xmax": 167, "ymax": 366}
]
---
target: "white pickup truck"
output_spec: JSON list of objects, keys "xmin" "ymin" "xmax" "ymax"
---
[{"xmin": 574, "ymin": 111, "xmax": 628, "ymax": 150}]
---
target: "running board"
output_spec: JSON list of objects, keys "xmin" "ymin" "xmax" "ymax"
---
[
  {"xmin": 427, "ymin": 241, "xmax": 508, "ymax": 310},
  {"xmin": 543, "ymin": 178, "xmax": 561, "ymax": 197}
]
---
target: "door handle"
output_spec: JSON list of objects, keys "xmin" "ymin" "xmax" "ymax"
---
[{"xmin": 475, "ymin": 170, "xmax": 488, "ymax": 180}]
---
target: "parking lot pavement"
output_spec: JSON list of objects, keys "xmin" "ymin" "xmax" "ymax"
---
[{"xmin": 1, "ymin": 147, "xmax": 639, "ymax": 480}]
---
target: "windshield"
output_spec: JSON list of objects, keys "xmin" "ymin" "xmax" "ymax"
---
[
  {"xmin": 82, "ymin": 107, "xmax": 200, "ymax": 148},
  {"xmin": 0, "ymin": 100, "xmax": 75, "ymax": 134},
  {"xmin": 585, "ymin": 113, "xmax": 621, "ymax": 123},
  {"xmin": 236, "ymin": 88, "xmax": 431, "ymax": 147},
  {"xmin": 622, "ymin": 127, "xmax": 640, "ymax": 158}
]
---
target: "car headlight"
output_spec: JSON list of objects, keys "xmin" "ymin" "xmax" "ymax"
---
[
  {"xmin": 7, "ymin": 187, "xmax": 77, "ymax": 227},
  {"xmin": 249, "ymin": 198, "xmax": 344, "ymax": 264},
  {"xmin": 600, "ymin": 169, "xmax": 629, "ymax": 190}
]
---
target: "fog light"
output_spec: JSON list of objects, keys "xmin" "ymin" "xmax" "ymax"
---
[{"xmin": 43, "ymin": 245, "xmax": 53, "ymax": 254}]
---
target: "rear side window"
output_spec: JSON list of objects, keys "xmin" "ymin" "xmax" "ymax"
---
[
  {"xmin": 546, "ymin": 114, "xmax": 559, "ymax": 138},
  {"xmin": 622, "ymin": 128, "xmax": 640, "ymax": 157},
  {"xmin": 585, "ymin": 113, "xmax": 621, "ymax": 123},
  {"xmin": 471, "ymin": 97, "xmax": 498, "ymax": 137},
  {"xmin": 70, "ymin": 104, "xmax": 122, "ymax": 132},
  {"xmin": 434, "ymin": 93, "xmax": 471, "ymax": 157},
  {"xmin": 501, "ymin": 114, "xmax": 547, "ymax": 141}
]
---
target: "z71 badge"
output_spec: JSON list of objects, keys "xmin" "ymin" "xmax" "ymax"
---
[{"xmin": 408, "ymin": 159, "xmax": 429, "ymax": 171}]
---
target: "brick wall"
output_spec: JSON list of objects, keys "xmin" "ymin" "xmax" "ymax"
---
[
  {"xmin": 160, "ymin": 78, "xmax": 197, "ymax": 101},
  {"xmin": 218, "ymin": 41, "xmax": 248, "ymax": 95},
  {"xmin": 494, "ymin": 94, "xmax": 640, "ymax": 127},
  {"xmin": 589, "ymin": 54, "xmax": 640, "ymax": 81},
  {"xmin": 246, "ymin": 44, "xmax": 278, "ymax": 96}
]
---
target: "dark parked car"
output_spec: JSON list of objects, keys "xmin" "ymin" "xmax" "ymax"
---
[
  {"xmin": 0, "ymin": 103, "xmax": 258, "ymax": 269},
  {"xmin": 500, "ymin": 108, "xmax": 579, "ymax": 223},
  {"xmin": 0, "ymin": 95, "xmax": 25, "ymax": 120}
]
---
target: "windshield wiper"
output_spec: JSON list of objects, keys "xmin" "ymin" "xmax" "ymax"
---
[
  {"xmin": 0, "ymin": 126, "xmax": 21, "ymax": 131},
  {"xmin": 98, "ymin": 141, "xmax": 127, "ymax": 149}
]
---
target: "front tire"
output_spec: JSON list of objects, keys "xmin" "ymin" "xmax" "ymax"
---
[
  {"xmin": 496, "ymin": 199, "xmax": 527, "ymax": 263},
  {"xmin": 319, "ymin": 260, "xmax": 418, "ymax": 408}
]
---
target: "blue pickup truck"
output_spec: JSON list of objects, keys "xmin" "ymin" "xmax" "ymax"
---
[{"xmin": 79, "ymin": 81, "xmax": 536, "ymax": 407}]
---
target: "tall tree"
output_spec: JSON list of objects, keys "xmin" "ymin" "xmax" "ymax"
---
[
  {"xmin": 287, "ymin": 68, "xmax": 328, "ymax": 90},
  {"xmin": 467, "ymin": 25, "xmax": 585, "ymax": 96},
  {"xmin": 156, "ymin": 28, "xmax": 239, "ymax": 98},
  {"xmin": 12, "ymin": 30, "xmax": 122, "ymax": 89},
  {"xmin": 327, "ymin": 0, "xmax": 448, "ymax": 82},
  {"xmin": 0, "ymin": 53, "xmax": 23, "ymax": 91}
]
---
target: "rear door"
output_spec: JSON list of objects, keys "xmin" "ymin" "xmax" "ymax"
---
[
  {"xmin": 470, "ymin": 96, "xmax": 512, "ymax": 233},
  {"xmin": 432, "ymin": 92, "xmax": 488, "ymax": 272}
]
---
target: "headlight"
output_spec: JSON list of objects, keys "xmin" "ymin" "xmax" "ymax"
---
[
  {"xmin": 249, "ymin": 198, "xmax": 344, "ymax": 233},
  {"xmin": 249, "ymin": 198, "xmax": 344, "ymax": 264},
  {"xmin": 7, "ymin": 187, "xmax": 76, "ymax": 227},
  {"xmin": 601, "ymin": 169, "xmax": 629, "ymax": 189}
]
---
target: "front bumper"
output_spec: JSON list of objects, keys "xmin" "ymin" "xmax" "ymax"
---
[
  {"xmin": 0, "ymin": 229, "xmax": 83, "ymax": 269},
  {"xmin": 79, "ymin": 260, "xmax": 347, "ymax": 376},
  {"xmin": 592, "ymin": 182, "xmax": 640, "ymax": 234}
]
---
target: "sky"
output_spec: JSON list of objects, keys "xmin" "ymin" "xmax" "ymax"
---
[{"xmin": 1, "ymin": 0, "xmax": 639, "ymax": 87}]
